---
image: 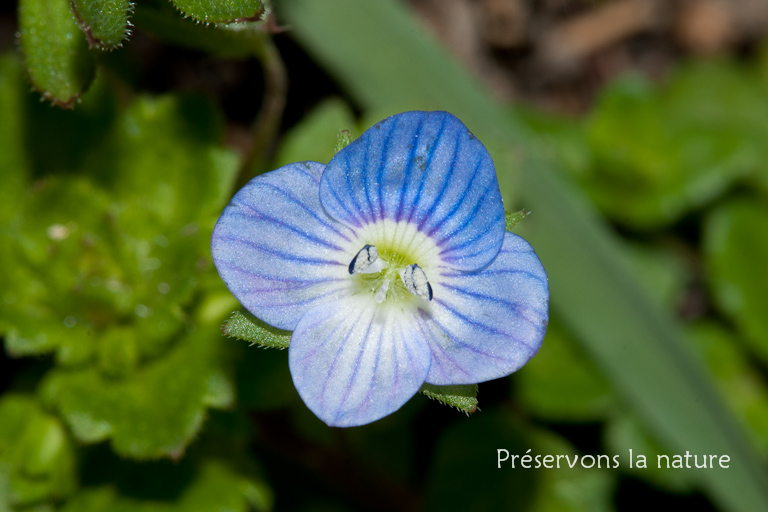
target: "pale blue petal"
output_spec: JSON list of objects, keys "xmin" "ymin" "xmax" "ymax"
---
[
  {"xmin": 422, "ymin": 233, "xmax": 549, "ymax": 385},
  {"xmin": 289, "ymin": 297, "xmax": 431, "ymax": 427},
  {"xmin": 319, "ymin": 111, "xmax": 505, "ymax": 271},
  {"xmin": 211, "ymin": 162, "xmax": 355, "ymax": 331}
]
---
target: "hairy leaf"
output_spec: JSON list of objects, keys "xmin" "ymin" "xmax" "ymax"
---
[
  {"xmin": 71, "ymin": 0, "xmax": 133, "ymax": 49},
  {"xmin": 18, "ymin": 0, "xmax": 95, "ymax": 107},
  {"xmin": 169, "ymin": 0, "xmax": 264, "ymax": 24}
]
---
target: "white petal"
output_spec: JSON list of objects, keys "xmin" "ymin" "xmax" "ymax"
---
[
  {"xmin": 422, "ymin": 233, "xmax": 549, "ymax": 385},
  {"xmin": 289, "ymin": 296, "xmax": 431, "ymax": 427},
  {"xmin": 211, "ymin": 162, "xmax": 354, "ymax": 330}
]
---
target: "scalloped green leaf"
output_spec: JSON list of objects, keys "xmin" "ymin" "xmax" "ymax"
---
[
  {"xmin": 106, "ymin": 95, "xmax": 239, "ymax": 232},
  {"xmin": 170, "ymin": 0, "xmax": 264, "ymax": 24},
  {"xmin": 1, "ymin": 176, "xmax": 115, "ymax": 364},
  {"xmin": 704, "ymin": 199, "xmax": 768, "ymax": 362},
  {"xmin": 1, "ymin": 92, "xmax": 239, "ymax": 363},
  {"xmin": 222, "ymin": 310, "xmax": 291, "ymax": 349},
  {"xmin": 61, "ymin": 459, "xmax": 271, "ymax": 512},
  {"xmin": 419, "ymin": 383, "xmax": 477, "ymax": 414},
  {"xmin": 71, "ymin": 0, "xmax": 133, "ymax": 49},
  {"xmin": 0, "ymin": 395, "xmax": 78, "ymax": 508},
  {"xmin": 39, "ymin": 327, "xmax": 234, "ymax": 460},
  {"xmin": 18, "ymin": 0, "xmax": 95, "ymax": 107}
]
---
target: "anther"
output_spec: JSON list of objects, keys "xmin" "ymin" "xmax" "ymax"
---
[
  {"xmin": 400, "ymin": 264, "xmax": 433, "ymax": 301},
  {"xmin": 349, "ymin": 245, "xmax": 382, "ymax": 274}
]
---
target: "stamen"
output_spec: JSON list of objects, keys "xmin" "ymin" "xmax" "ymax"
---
[
  {"xmin": 349, "ymin": 245, "xmax": 382, "ymax": 274},
  {"xmin": 374, "ymin": 281, "xmax": 389, "ymax": 303},
  {"xmin": 400, "ymin": 264, "xmax": 433, "ymax": 301}
]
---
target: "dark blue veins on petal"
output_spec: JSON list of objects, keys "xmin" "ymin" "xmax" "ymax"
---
[
  {"xmin": 212, "ymin": 162, "xmax": 352, "ymax": 330},
  {"xmin": 318, "ymin": 314, "xmax": 370, "ymax": 408},
  {"xmin": 418, "ymin": 233, "xmax": 548, "ymax": 385},
  {"xmin": 398, "ymin": 119, "xmax": 446, "ymax": 224},
  {"xmin": 320, "ymin": 112, "xmax": 505, "ymax": 271},
  {"xmin": 240, "ymin": 180, "xmax": 352, "ymax": 244},
  {"xmin": 217, "ymin": 236, "xmax": 343, "ymax": 267},
  {"xmin": 289, "ymin": 300, "xmax": 431, "ymax": 427}
]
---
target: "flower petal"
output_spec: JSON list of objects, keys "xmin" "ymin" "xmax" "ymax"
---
[
  {"xmin": 319, "ymin": 111, "xmax": 505, "ymax": 271},
  {"xmin": 211, "ymin": 162, "xmax": 354, "ymax": 330},
  {"xmin": 289, "ymin": 297, "xmax": 431, "ymax": 427},
  {"xmin": 422, "ymin": 233, "xmax": 549, "ymax": 385}
]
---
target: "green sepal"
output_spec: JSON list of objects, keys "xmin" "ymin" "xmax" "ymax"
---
[
  {"xmin": 505, "ymin": 209, "xmax": 529, "ymax": 231},
  {"xmin": 18, "ymin": 0, "xmax": 95, "ymax": 107},
  {"xmin": 222, "ymin": 310, "xmax": 291, "ymax": 350},
  {"xmin": 334, "ymin": 129, "xmax": 354, "ymax": 153},
  {"xmin": 420, "ymin": 383, "xmax": 478, "ymax": 414},
  {"xmin": 71, "ymin": 0, "xmax": 134, "ymax": 50},
  {"xmin": 169, "ymin": 0, "xmax": 265, "ymax": 24}
]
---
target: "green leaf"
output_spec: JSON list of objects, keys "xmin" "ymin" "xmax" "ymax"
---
[
  {"xmin": 687, "ymin": 322, "xmax": 768, "ymax": 456},
  {"xmin": 106, "ymin": 95, "xmax": 239, "ymax": 231},
  {"xmin": 222, "ymin": 310, "xmax": 291, "ymax": 349},
  {"xmin": 516, "ymin": 317, "xmax": 614, "ymax": 422},
  {"xmin": 584, "ymin": 62, "xmax": 763, "ymax": 228},
  {"xmin": 419, "ymin": 383, "xmax": 477, "ymax": 414},
  {"xmin": 704, "ymin": 199, "xmax": 768, "ymax": 363},
  {"xmin": 169, "ymin": 0, "xmax": 264, "ymax": 24},
  {"xmin": 18, "ymin": 0, "xmax": 95, "ymax": 107},
  {"xmin": 0, "ymin": 395, "xmax": 78, "ymax": 508},
  {"xmin": 1, "ymin": 176, "xmax": 116, "ymax": 363},
  {"xmin": 71, "ymin": 0, "xmax": 133, "ymax": 49},
  {"xmin": 1, "ymin": 91, "xmax": 238, "ymax": 363},
  {"xmin": 61, "ymin": 459, "xmax": 271, "ymax": 512},
  {"xmin": 278, "ymin": 1, "xmax": 768, "ymax": 510},
  {"xmin": 40, "ymin": 327, "xmax": 234, "ymax": 459}
]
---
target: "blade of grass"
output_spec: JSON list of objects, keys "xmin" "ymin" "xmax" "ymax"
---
[{"xmin": 279, "ymin": 0, "xmax": 768, "ymax": 510}]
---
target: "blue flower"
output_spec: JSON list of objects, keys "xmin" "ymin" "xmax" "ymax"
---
[{"xmin": 212, "ymin": 111, "xmax": 549, "ymax": 427}]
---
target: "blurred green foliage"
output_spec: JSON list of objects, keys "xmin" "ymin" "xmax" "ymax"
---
[{"xmin": 3, "ymin": 0, "xmax": 768, "ymax": 510}]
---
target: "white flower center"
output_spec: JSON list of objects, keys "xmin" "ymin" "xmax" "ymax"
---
[
  {"xmin": 345, "ymin": 220, "xmax": 441, "ymax": 307},
  {"xmin": 349, "ymin": 244, "xmax": 433, "ymax": 304}
]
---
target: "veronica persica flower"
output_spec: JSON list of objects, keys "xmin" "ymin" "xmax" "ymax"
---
[{"xmin": 212, "ymin": 111, "xmax": 549, "ymax": 427}]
